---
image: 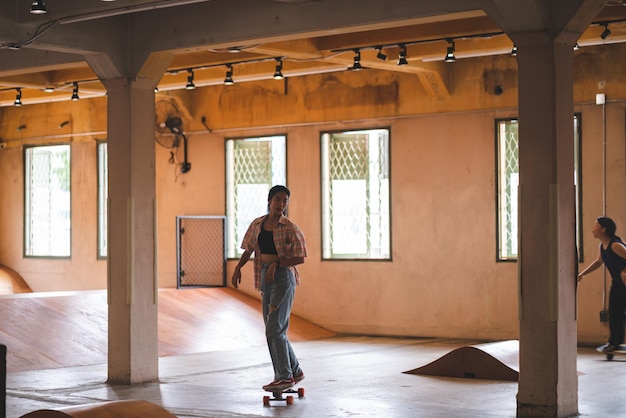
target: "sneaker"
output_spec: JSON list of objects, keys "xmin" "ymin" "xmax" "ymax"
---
[
  {"xmin": 294, "ymin": 371, "xmax": 305, "ymax": 384},
  {"xmin": 600, "ymin": 343, "xmax": 618, "ymax": 353},
  {"xmin": 262, "ymin": 378, "xmax": 295, "ymax": 392}
]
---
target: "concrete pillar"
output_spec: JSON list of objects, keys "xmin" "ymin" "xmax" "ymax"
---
[
  {"xmin": 515, "ymin": 37, "xmax": 578, "ymax": 417},
  {"xmin": 105, "ymin": 78, "xmax": 159, "ymax": 384}
]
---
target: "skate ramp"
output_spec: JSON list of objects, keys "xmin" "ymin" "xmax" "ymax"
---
[
  {"xmin": 20, "ymin": 400, "xmax": 176, "ymax": 417},
  {"xmin": 404, "ymin": 340, "xmax": 520, "ymax": 381},
  {"xmin": 0, "ymin": 265, "xmax": 31, "ymax": 295},
  {"xmin": 0, "ymin": 287, "xmax": 335, "ymax": 372}
]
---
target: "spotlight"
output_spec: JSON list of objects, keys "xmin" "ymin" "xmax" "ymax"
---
[
  {"xmin": 600, "ymin": 23, "xmax": 611, "ymax": 40},
  {"xmin": 376, "ymin": 46, "xmax": 387, "ymax": 61},
  {"xmin": 185, "ymin": 69, "xmax": 196, "ymax": 90},
  {"xmin": 511, "ymin": 45, "xmax": 517, "ymax": 56},
  {"xmin": 397, "ymin": 44, "xmax": 408, "ymax": 65},
  {"xmin": 224, "ymin": 65, "xmax": 234, "ymax": 85},
  {"xmin": 71, "ymin": 82, "xmax": 79, "ymax": 101},
  {"xmin": 444, "ymin": 39, "xmax": 456, "ymax": 62},
  {"xmin": 14, "ymin": 88, "xmax": 22, "ymax": 107},
  {"xmin": 349, "ymin": 49, "xmax": 363, "ymax": 71},
  {"xmin": 273, "ymin": 58, "xmax": 284, "ymax": 80},
  {"xmin": 30, "ymin": 0, "xmax": 47, "ymax": 14},
  {"xmin": 573, "ymin": 43, "xmax": 580, "ymax": 51},
  {"xmin": 43, "ymin": 86, "xmax": 54, "ymax": 93}
]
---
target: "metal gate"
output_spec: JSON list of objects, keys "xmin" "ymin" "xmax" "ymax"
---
[{"xmin": 176, "ymin": 216, "xmax": 227, "ymax": 288}]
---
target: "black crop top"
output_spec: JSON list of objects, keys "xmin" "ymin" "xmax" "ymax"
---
[{"xmin": 258, "ymin": 227, "xmax": 278, "ymax": 255}]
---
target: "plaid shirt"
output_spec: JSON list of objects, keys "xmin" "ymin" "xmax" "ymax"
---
[{"xmin": 241, "ymin": 214, "xmax": 307, "ymax": 291}]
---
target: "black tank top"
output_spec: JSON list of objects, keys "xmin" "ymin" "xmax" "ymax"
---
[
  {"xmin": 258, "ymin": 227, "xmax": 278, "ymax": 255},
  {"xmin": 600, "ymin": 238, "xmax": 626, "ymax": 288}
]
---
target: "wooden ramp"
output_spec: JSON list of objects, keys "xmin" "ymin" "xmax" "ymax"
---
[
  {"xmin": 0, "ymin": 265, "xmax": 31, "ymax": 295},
  {"xmin": 404, "ymin": 340, "xmax": 520, "ymax": 381},
  {"xmin": 0, "ymin": 288, "xmax": 335, "ymax": 373},
  {"xmin": 20, "ymin": 400, "xmax": 176, "ymax": 418}
]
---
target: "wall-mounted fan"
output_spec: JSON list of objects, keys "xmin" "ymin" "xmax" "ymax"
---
[{"xmin": 155, "ymin": 98, "xmax": 191, "ymax": 173}]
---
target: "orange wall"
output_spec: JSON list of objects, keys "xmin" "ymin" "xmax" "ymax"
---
[{"xmin": 0, "ymin": 45, "xmax": 625, "ymax": 343}]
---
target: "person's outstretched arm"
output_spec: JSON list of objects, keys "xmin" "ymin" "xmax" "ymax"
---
[{"xmin": 578, "ymin": 246, "xmax": 603, "ymax": 282}]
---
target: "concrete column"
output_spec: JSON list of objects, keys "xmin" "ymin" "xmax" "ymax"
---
[
  {"xmin": 515, "ymin": 38, "xmax": 578, "ymax": 416},
  {"xmin": 105, "ymin": 78, "xmax": 158, "ymax": 384}
]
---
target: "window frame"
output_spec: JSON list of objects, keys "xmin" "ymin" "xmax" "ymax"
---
[
  {"xmin": 23, "ymin": 143, "xmax": 72, "ymax": 258},
  {"xmin": 320, "ymin": 127, "xmax": 392, "ymax": 261},
  {"xmin": 225, "ymin": 134, "xmax": 287, "ymax": 259},
  {"xmin": 97, "ymin": 140, "xmax": 108, "ymax": 259},
  {"xmin": 495, "ymin": 115, "xmax": 583, "ymax": 262}
]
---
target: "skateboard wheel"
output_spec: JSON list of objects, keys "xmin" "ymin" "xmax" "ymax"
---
[
  {"xmin": 263, "ymin": 395, "xmax": 270, "ymax": 406},
  {"xmin": 286, "ymin": 395, "xmax": 294, "ymax": 405},
  {"xmin": 297, "ymin": 387, "xmax": 305, "ymax": 397},
  {"xmin": 607, "ymin": 353, "xmax": 615, "ymax": 361}
]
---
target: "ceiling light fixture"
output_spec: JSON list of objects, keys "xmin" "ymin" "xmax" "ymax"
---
[
  {"xmin": 71, "ymin": 82, "xmax": 79, "ymax": 101},
  {"xmin": 444, "ymin": 39, "xmax": 456, "ymax": 62},
  {"xmin": 30, "ymin": 0, "xmax": 47, "ymax": 14},
  {"xmin": 14, "ymin": 88, "xmax": 22, "ymax": 107},
  {"xmin": 376, "ymin": 46, "xmax": 387, "ymax": 61},
  {"xmin": 185, "ymin": 69, "xmax": 196, "ymax": 90},
  {"xmin": 600, "ymin": 23, "xmax": 611, "ymax": 40},
  {"xmin": 349, "ymin": 49, "xmax": 363, "ymax": 71},
  {"xmin": 224, "ymin": 65, "xmax": 234, "ymax": 85},
  {"xmin": 273, "ymin": 58, "xmax": 284, "ymax": 80},
  {"xmin": 397, "ymin": 44, "xmax": 408, "ymax": 65},
  {"xmin": 511, "ymin": 45, "xmax": 517, "ymax": 56}
]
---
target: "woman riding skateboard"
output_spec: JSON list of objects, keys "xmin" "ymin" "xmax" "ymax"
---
[{"xmin": 231, "ymin": 185, "xmax": 307, "ymax": 391}]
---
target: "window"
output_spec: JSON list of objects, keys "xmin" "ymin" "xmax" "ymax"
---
[
  {"xmin": 496, "ymin": 119, "xmax": 519, "ymax": 260},
  {"xmin": 496, "ymin": 115, "xmax": 582, "ymax": 261},
  {"xmin": 24, "ymin": 144, "xmax": 71, "ymax": 257},
  {"xmin": 321, "ymin": 128, "xmax": 391, "ymax": 260},
  {"xmin": 225, "ymin": 135, "xmax": 286, "ymax": 258},
  {"xmin": 97, "ymin": 141, "xmax": 108, "ymax": 258}
]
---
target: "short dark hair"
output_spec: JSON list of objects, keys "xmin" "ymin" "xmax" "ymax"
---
[{"xmin": 268, "ymin": 185, "xmax": 290, "ymax": 201}]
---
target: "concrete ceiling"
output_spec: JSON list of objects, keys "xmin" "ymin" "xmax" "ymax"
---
[{"xmin": 0, "ymin": 0, "xmax": 624, "ymax": 106}]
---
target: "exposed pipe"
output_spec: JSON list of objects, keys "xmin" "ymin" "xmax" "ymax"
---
[
  {"xmin": 597, "ymin": 93, "xmax": 609, "ymax": 321},
  {"xmin": 1, "ymin": 344, "xmax": 5, "ymax": 418},
  {"xmin": 59, "ymin": 0, "xmax": 211, "ymax": 25}
]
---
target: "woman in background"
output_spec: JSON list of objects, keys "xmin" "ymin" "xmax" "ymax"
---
[{"xmin": 578, "ymin": 216, "xmax": 626, "ymax": 353}]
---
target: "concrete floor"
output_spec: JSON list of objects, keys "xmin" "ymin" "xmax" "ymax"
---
[{"xmin": 6, "ymin": 336, "xmax": 626, "ymax": 417}]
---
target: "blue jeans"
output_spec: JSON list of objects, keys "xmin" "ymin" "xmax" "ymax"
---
[{"xmin": 261, "ymin": 263, "xmax": 302, "ymax": 381}]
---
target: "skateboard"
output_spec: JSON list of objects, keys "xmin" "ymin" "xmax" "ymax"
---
[
  {"xmin": 262, "ymin": 386, "xmax": 305, "ymax": 406},
  {"xmin": 596, "ymin": 344, "xmax": 626, "ymax": 361}
]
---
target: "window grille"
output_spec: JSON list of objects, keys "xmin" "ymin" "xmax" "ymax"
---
[
  {"xmin": 97, "ymin": 141, "xmax": 107, "ymax": 259},
  {"xmin": 24, "ymin": 144, "xmax": 71, "ymax": 257},
  {"xmin": 177, "ymin": 216, "xmax": 227, "ymax": 287},
  {"xmin": 225, "ymin": 136, "xmax": 286, "ymax": 258},
  {"xmin": 496, "ymin": 120, "xmax": 519, "ymax": 260},
  {"xmin": 496, "ymin": 115, "xmax": 582, "ymax": 261},
  {"xmin": 321, "ymin": 129, "xmax": 391, "ymax": 259}
]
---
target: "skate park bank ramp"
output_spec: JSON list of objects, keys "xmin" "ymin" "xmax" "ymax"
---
[
  {"xmin": 0, "ymin": 287, "xmax": 335, "ymax": 373},
  {"xmin": 20, "ymin": 400, "xmax": 176, "ymax": 418},
  {"xmin": 0, "ymin": 265, "xmax": 31, "ymax": 295},
  {"xmin": 404, "ymin": 340, "xmax": 520, "ymax": 381}
]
